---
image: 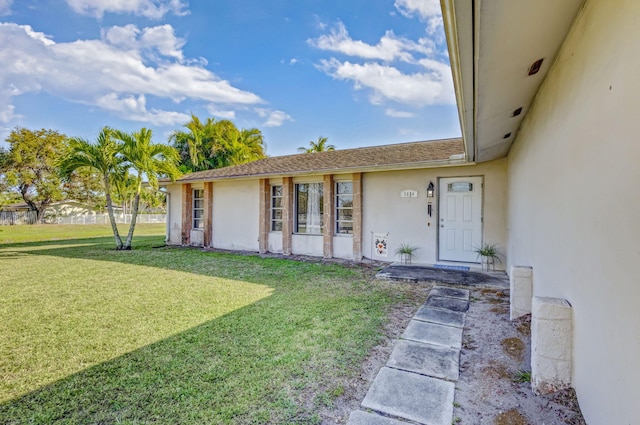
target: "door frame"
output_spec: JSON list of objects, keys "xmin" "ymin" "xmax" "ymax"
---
[{"xmin": 436, "ymin": 175, "xmax": 484, "ymax": 263}]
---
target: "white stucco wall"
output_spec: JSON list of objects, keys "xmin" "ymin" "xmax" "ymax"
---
[
  {"xmin": 333, "ymin": 236, "xmax": 353, "ymax": 260},
  {"xmin": 165, "ymin": 183, "xmax": 183, "ymax": 245},
  {"xmin": 506, "ymin": 0, "xmax": 640, "ymax": 422},
  {"xmin": 362, "ymin": 160, "xmax": 507, "ymax": 266},
  {"xmin": 212, "ymin": 180, "xmax": 259, "ymax": 251},
  {"xmin": 268, "ymin": 232, "xmax": 283, "ymax": 253}
]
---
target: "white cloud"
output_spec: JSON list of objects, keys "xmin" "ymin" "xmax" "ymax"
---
[
  {"xmin": 385, "ymin": 108, "xmax": 415, "ymax": 118},
  {"xmin": 205, "ymin": 106, "xmax": 235, "ymax": 119},
  {"xmin": 394, "ymin": 0, "xmax": 443, "ymax": 35},
  {"xmin": 317, "ymin": 58, "xmax": 454, "ymax": 106},
  {"xmin": 65, "ymin": 0, "xmax": 188, "ymax": 19},
  {"xmin": 256, "ymin": 108, "xmax": 293, "ymax": 127},
  {"xmin": 95, "ymin": 93, "xmax": 190, "ymax": 125},
  {"xmin": 102, "ymin": 24, "xmax": 185, "ymax": 62},
  {"xmin": 0, "ymin": 23, "xmax": 262, "ymax": 126},
  {"xmin": 394, "ymin": 0, "xmax": 441, "ymax": 20},
  {"xmin": 289, "ymin": 58, "xmax": 298, "ymax": 65},
  {"xmin": 0, "ymin": 0, "xmax": 12, "ymax": 16},
  {"xmin": 308, "ymin": 22, "xmax": 433, "ymax": 62}
]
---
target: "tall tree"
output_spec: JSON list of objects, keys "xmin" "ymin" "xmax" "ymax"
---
[
  {"xmin": 115, "ymin": 128, "xmax": 181, "ymax": 249},
  {"xmin": 60, "ymin": 127, "xmax": 125, "ymax": 249},
  {"xmin": 0, "ymin": 128, "xmax": 68, "ymax": 222},
  {"xmin": 298, "ymin": 136, "xmax": 335, "ymax": 153},
  {"xmin": 170, "ymin": 115, "xmax": 266, "ymax": 172}
]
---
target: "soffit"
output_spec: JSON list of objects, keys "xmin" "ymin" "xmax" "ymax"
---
[{"xmin": 443, "ymin": 0, "xmax": 584, "ymax": 162}]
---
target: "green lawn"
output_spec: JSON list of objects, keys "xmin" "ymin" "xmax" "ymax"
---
[{"xmin": 0, "ymin": 225, "xmax": 423, "ymax": 424}]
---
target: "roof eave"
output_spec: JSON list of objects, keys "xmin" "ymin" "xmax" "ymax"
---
[
  {"xmin": 441, "ymin": 0, "xmax": 476, "ymax": 162},
  {"xmin": 165, "ymin": 158, "xmax": 474, "ymax": 185}
]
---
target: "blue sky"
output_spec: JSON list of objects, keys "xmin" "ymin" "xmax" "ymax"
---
[{"xmin": 0, "ymin": 0, "xmax": 460, "ymax": 156}]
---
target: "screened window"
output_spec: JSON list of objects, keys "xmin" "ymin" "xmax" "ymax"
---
[
  {"xmin": 192, "ymin": 189, "xmax": 204, "ymax": 229},
  {"xmin": 271, "ymin": 185, "xmax": 283, "ymax": 231},
  {"xmin": 336, "ymin": 182, "xmax": 353, "ymax": 234},
  {"xmin": 295, "ymin": 183, "xmax": 323, "ymax": 234}
]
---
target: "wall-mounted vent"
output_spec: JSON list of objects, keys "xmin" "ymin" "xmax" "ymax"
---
[{"xmin": 528, "ymin": 58, "xmax": 544, "ymax": 75}]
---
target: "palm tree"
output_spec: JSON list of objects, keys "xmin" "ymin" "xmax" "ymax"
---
[
  {"xmin": 227, "ymin": 128, "xmax": 267, "ymax": 165},
  {"xmin": 298, "ymin": 136, "xmax": 335, "ymax": 153},
  {"xmin": 115, "ymin": 128, "xmax": 181, "ymax": 249},
  {"xmin": 60, "ymin": 127, "xmax": 125, "ymax": 249}
]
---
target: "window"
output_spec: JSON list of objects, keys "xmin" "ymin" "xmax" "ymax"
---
[
  {"xmin": 192, "ymin": 189, "xmax": 204, "ymax": 229},
  {"xmin": 336, "ymin": 182, "xmax": 353, "ymax": 234},
  {"xmin": 448, "ymin": 182, "xmax": 473, "ymax": 192},
  {"xmin": 295, "ymin": 183, "xmax": 323, "ymax": 234},
  {"xmin": 271, "ymin": 185, "xmax": 283, "ymax": 231}
]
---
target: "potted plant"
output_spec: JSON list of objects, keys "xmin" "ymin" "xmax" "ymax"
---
[
  {"xmin": 395, "ymin": 243, "xmax": 419, "ymax": 264},
  {"xmin": 474, "ymin": 242, "xmax": 502, "ymax": 271}
]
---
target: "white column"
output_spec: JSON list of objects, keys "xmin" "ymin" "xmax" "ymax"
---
[{"xmin": 531, "ymin": 296, "xmax": 573, "ymax": 395}]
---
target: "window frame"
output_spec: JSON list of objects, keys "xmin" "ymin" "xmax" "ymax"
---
[
  {"xmin": 335, "ymin": 181, "xmax": 354, "ymax": 235},
  {"xmin": 270, "ymin": 185, "xmax": 283, "ymax": 232},
  {"xmin": 192, "ymin": 188, "xmax": 204, "ymax": 230},
  {"xmin": 295, "ymin": 182, "xmax": 324, "ymax": 234}
]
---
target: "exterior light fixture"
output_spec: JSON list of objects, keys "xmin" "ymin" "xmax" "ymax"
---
[
  {"xmin": 427, "ymin": 182, "xmax": 435, "ymax": 217},
  {"xmin": 528, "ymin": 58, "xmax": 544, "ymax": 75},
  {"xmin": 427, "ymin": 182, "xmax": 435, "ymax": 198}
]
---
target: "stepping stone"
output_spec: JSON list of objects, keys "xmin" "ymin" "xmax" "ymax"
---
[
  {"xmin": 431, "ymin": 286, "xmax": 470, "ymax": 300},
  {"xmin": 415, "ymin": 306, "xmax": 465, "ymax": 328},
  {"xmin": 362, "ymin": 367, "xmax": 454, "ymax": 425},
  {"xmin": 402, "ymin": 320, "xmax": 462, "ymax": 349},
  {"xmin": 387, "ymin": 339, "xmax": 459, "ymax": 381},
  {"xmin": 347, "ymin": 410, "xmax": 408, "ymax": 425},
  {"xmin": 426, "ymin": 295, "xmax": 470, "ymax": 312}
]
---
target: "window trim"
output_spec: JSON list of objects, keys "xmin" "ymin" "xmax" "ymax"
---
[
  {"xmin": 335, "ymin": 181, "xmax": 353, "ymax": 235},
  {"xmin": 192, "ymin": 188, "xmax": 204, "ymax": 230},
  {"xmin": 270, "ymin": 185, "xmax": 283, "ymax": 232},
  {"xmin": 294, "ymin": 182, "xmax": 324, "ymax": 234}
]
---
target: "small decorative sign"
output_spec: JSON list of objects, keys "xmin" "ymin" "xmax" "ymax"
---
[
  {"xmin": 373, "ymin": 232, "xmax": 389, "ymax": 257},
  {"xmin": 400, "ymin": 190, "xmax": 418, "ymax": 198}
]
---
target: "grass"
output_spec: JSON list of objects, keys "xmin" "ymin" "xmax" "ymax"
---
[{"xmin": 0, "ymin": 224, "xmax": 418, "ymax": 424}]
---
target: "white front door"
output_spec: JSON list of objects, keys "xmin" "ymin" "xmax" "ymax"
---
[{"xmin": 438, "ymin": 177, "xmax": 483, "ymax": 263}]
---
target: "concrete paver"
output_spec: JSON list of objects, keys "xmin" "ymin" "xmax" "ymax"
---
[
  {"xmin": 402, "ymin": 320, "xmax": 463, "ymax": 349},
  {"xmin": 426, "ymin": 295, "xmax": 470, "ymax": 312},
  {"xmin": 430, "ymin": 286, "xmax": 470, "ymax": 300},
  {"xmin": 361, "ymin": 367, "xmax": 454, "ymax": 425},
  {"xmin": 414, "ymin": 305, "xmax": 465, "ymax": 328},
  {"xmin": 387, "ymin": 339, "xmax": 459, "ymax": 381}
]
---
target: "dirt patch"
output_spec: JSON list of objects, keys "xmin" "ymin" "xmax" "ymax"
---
[
  {"xmin": 502, "ymin": 337, "xmax": 525, "ymax": 361},
  {"xmin": 495, "ymin": 409, "xmax": 528, "ymax": 425},
  {"xmin": 454, "ymin": 288, "xmax": 586, "ymax": 425}
]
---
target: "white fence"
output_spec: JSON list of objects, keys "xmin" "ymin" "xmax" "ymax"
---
[{"xmin": 49, "ymin": 214, "xmax": 166, "ymax": 225}]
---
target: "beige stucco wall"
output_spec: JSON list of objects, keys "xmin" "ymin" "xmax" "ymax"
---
[
  {"xmin": 166, "ymin": 183, "xmax": 183, "ymax": 245},
  {"xmin": 362, "ymin": 160, "xmax": 507, "ymax": 267},
  {"xmin": 506, "ymin": 0, "xmax": 640, "ymax": 422},
  {"xmin": 212, "ymin": 180, "xmax": 259, "ymax": 251}
]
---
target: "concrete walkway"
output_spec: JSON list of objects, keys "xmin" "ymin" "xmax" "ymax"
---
[{"xmin": 347, "ymin": 286, "xmax": 470, "ymax": 425}]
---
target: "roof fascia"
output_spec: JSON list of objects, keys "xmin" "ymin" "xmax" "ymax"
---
[
  {"xmin": 441, "ymin": 0, "xmax": 476, "ymax": 162},
  {"xmin": 170, "ymin": 158, "xmax": 475, "ymax": 185}
]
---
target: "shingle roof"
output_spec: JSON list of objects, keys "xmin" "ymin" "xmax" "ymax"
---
[{"xmin": 177, "ymin": 138, "xmax": 465, "ymax": 182}]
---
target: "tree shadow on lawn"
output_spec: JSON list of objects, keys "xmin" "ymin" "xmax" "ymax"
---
[{"xmin": 0, "ymin": 236, "xmax": 392, "ymax": 424}]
